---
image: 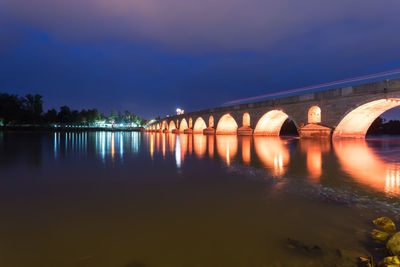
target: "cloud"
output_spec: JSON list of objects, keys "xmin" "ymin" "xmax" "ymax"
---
[{"xmin": 2, "ymin": 0, "xmax": 400, "ymax": 52}]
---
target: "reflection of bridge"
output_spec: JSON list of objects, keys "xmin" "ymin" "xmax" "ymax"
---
[
  {"xmin": 147, "ymin": 133, "xmax": 400, "ymax": 195},
  {"xmin": 147, "ymin": 78, "xmax": 400, "ymax": 138}
]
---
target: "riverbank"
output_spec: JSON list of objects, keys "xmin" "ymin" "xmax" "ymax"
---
[{"xmin": 0, "ymin": 125, "xmax": 146, "ymax": 132}]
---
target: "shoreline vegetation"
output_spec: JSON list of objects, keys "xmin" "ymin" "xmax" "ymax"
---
[
  {"xmin": 0, "ymin": 125, "xmax": 146, "ymax": 132},
  {"xmin": 0, "ymin": 93, "xmax": 147, "ymax": 129},
  {"xmin": 1, "ymin": 92, "xmax": 400, "ymax": 135}
]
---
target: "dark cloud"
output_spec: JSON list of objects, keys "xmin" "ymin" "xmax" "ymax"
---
[
  {"xmin": 2, "ymin": 0, "xmax": 400, "ymax": 51},
  {"xmin": 1, "ymin": 0, "xmax": 400, "ymax": 118}
]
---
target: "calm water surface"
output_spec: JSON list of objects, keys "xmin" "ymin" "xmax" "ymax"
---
[{"xmin": 1, "ymin": 131, "xmax": 400, "ymax": 267}]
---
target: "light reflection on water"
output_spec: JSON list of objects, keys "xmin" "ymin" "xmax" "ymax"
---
[
  {"xmin": 43, "ymin": 131, "xmax": 400, "ymax": 196},
  {"xmin": 2, "ymin": 131, "xmax": 400, "ymax": 266},
  {"xmin": 333, "ymin": 139, "xmax": 400, "ymax": 195}
]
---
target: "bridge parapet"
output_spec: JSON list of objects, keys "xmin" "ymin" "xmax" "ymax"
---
[{"xmin": 148, "ymin": 78, "xmax": 400, "ymax": 139}]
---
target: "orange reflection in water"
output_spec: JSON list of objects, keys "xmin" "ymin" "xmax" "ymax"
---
[
  {"xmin": 208, "ymin": 135, "xmax": 214, "ymax": 158},
  {"xmin": 193, "ymin": 134, "xmax": 207, "ymax": 158},
  {"xmin": 300, "ymin": 139, "xmax": 331, "ymax": 182},
  {"xmin": 150, "ymin": 133, "xmax": 154, "ymax": 159},
  {"xmin": 162, "ymin": 133, "xmax": 166, "ymax": 158},
  {"xmin": 216, "ymin": 135, "xmax": 238, "ymax": 165},
  {"xmin": 241, "ymin": 136, "xmax": 251, "ymax": 164},
  {"xmin": 254, "ymin": 137, "xmax": 289, "ymax": 176},
  {"xmin": 155, "ymin": 133, "xmax": 161, "ymax": 153},
  {"xmin": 111, "ymin": 132, "xmax": 115, "ymax": 160},
  {"xmin": 169, "ymin": 133, "xmax": 176, "ymax": 152},
  {"xmin": 334, "ymin": 140, "xmax": 400, "ymax": 195},
  {"xmin": 180, "ymin": 134, "xmax": 188, "ymax": 162},
  {"xmin": 188, "ymin": 134, "xmax": 193, "ymax": 155}
]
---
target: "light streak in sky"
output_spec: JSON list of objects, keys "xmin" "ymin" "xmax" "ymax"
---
[{"xmin": 225, "ymin": 68, "xmax": 400, "ymax": 105}]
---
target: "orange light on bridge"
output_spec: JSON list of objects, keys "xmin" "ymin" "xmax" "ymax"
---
[
  {"xmin": 386, "ymin": 98, "xmax": 400, "ymax": 103},
  {"xmin": 180, "ymin": 118, "xmax": 189, "ymax": 132},
  {"xmin": 334, "ymin": 99, "xmax": 400, "ymax": 138},
  {"xmin": 216, "ymin": 114, "xmax": 238, "ymax": 135},
  {"xmin": 254, "ymin": 110, "xmax": 288, "ymax": 136},
  {"xmin": 169, "ymin": 120, "xmax": 176, "ymax": 131},
  {"xmin": 193, "ymin": 117, "xmax": 207, "ymax": 133},
  {"xmin": 308, "ymin": 106, "xmax": 321, "ymax": 124}
]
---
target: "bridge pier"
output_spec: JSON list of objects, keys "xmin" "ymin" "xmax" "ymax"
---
[
  {"xmin": 184, "ymin": 129, "xmax": 193, "ymax": 134},
  {"xmin": 237, "ymin": 126, "xmax": 253, "ymax": 136},
  {"xmin": 298, "ymin": 124, "xmax": 332, "ymax": 139},
  {"xmin": 203, "ymin": 127, "xmax": 215, "ymax": 135}
]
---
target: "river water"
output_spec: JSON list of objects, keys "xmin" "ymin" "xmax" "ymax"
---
[{"xmin": 1, "ymin": 131, "xmax": 400, "ymax": 267}]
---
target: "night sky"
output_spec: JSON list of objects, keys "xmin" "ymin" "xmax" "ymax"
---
[{"xmin": 1, "ymin": 0, "xmax": 400, "ymax": 119}]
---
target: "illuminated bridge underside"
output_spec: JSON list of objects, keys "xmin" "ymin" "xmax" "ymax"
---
[
  {"xmin": 169, "ymin": 121, "xmax": 176, "ymax": 131},
  {"xmin": 334, "ymin": 99, "xmax": 400, "ymax": 138},
  {"xmin": 254, "ymin": 110, "xmax": 288, "ymax": 136},
  {"xmin": 148, "ymin": 79, "xmax": 400, "ymax": 139},
  {"xmin": 193, "ymin": 117, "xmax": 207, "ymax": 133},
  {"xmin": 216, "ymin": 114, "xmax": 238, "ymax": 135},
  {"xmin": 179, "ymin": 118, "xmax": 189, "ymax": 132}
]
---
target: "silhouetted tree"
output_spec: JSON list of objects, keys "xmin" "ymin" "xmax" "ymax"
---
[
  {"xmin": 44, "ymin": 109, "xmax": 58, "ymax": 124},
  {"xmin": 0, "ymin": 93, "xmax": 25, "ymax": 125},
  {"xmin": 58, "ymin": 106, "xmax": 72, "ymax": 124},
  {"xmin": 0, "ymin": 92, "xmax": 148, "ymax": 127}
]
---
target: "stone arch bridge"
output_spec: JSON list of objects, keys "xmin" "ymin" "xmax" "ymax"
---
[{"xmin": 147, "ymin": 78, "xmax": 400, "ymax": 139}]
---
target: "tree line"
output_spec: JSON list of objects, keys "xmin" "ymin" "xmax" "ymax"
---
[
  {"xmin": 0, "ymin": 93, "xmax": 147, "ymax": 127},
  {"xmin": 367, "ymin": 117, "xmax": 400, "ymax": 135}
]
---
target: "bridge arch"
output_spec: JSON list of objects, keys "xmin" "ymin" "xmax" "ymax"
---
[
  {"xmin": 162, "ymin": 120, "xmax": 168, "ymax": 130},
  {"xmin": 193, "ymin": 117, "xmax": 207, "ymax": 133},
  {"xmin": 308, "ymin": 106, "xmax": 321, "ymax": 124},
  {"xmin": 179, "ymin": 118, "xmax": 189, "ymax": 131},
  {"xmin": 333, "ymin": 98, "xmax": 400, "ymax": 138},
  {"xmin": 216, "ymin": 114, "xmax": 238, "ymax": 135},
  {"xmin": 209, "ymin": 116, "xmax": 215, "ymax": 128},
  {"xmin": 189, "ymin": 118, "xmax": 193, "ymax": 128},
  {"xmin": 254, "ymin": 110, "xmax": 290, "ymax": 136},
  {"xmin": 243, "ymin": 112, "xmax": 250, "ymax": 127},
  {"xmin": 169, "ymin": 120, "xmax": 177, "ymax": 130}
]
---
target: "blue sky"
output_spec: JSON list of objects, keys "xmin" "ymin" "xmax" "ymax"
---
[{"xmin": 1, "ymin": 0, "xmax": 400, "ymax": 119}]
